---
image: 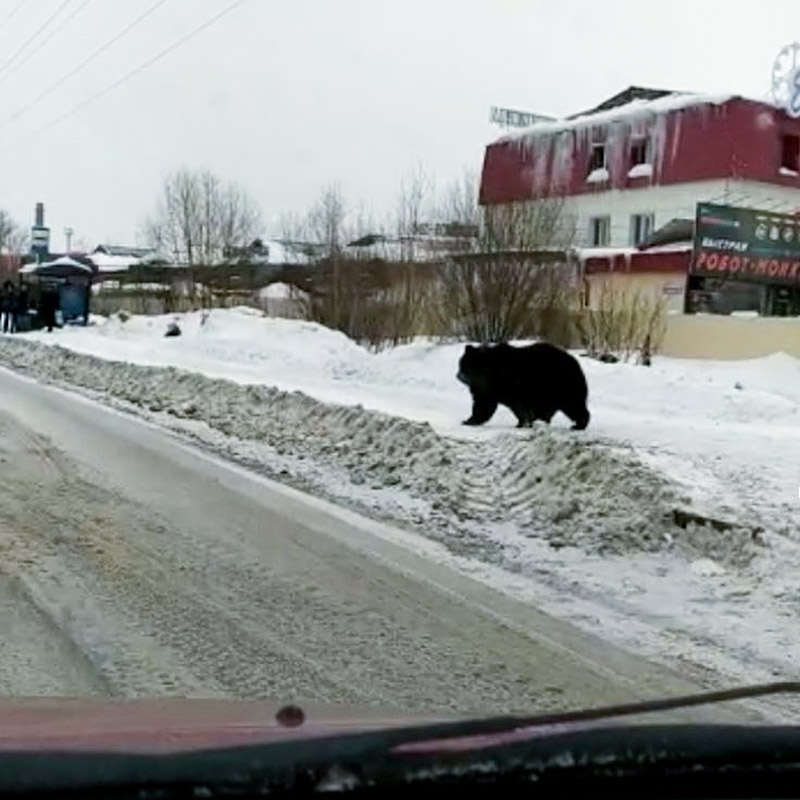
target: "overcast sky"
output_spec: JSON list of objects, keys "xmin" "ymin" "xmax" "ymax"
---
[{"xmin": 0, "ymin": 0, "xmax": 798, "ymax": 251}]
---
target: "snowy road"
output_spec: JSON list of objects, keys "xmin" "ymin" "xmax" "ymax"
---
[{"xmin": 0, "ymin": 367, "xmax": 761, "ymax": 720}]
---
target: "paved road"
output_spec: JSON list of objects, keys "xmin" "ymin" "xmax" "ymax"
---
[{"xmin": 0, "ymin": 367, "xmax": 769, "ymax": 721}]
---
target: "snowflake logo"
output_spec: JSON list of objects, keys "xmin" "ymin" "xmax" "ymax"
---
[{"xmin": 772, "ymin": 42, "xmax": 800, "ymax": 117}]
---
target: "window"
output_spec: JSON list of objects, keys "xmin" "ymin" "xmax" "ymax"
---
[
  {"xmin": 589, "ymin": 215, "xmax": 610, "ymax": 246},
  {"xmin": 781, "ymin": 134, "xmax": 800, "ymax": 173},
  {"xmin": 630, "ymin": 213, "xmax": 654, "ymax": 246},
  {"xmin": 589, "ymin": 143, "xmax": 606, "ymax": 173},
  {"xmin": 630, "ymin": 137, "xmax": 650, "ymax": 166}
]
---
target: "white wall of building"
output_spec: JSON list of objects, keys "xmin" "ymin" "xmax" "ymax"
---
[{"xmin": 565, "ymin": 179, "xmax": 800, "ymax": 247}]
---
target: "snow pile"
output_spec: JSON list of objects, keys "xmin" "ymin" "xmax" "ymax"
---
[
  {"xmin": 586, "ymin": 167, "xmax": 609, "ymax": 184},
  {"xmin": 0, "ymin": 336, "xmax": 752, "ymax": 562},
  {"xmin": 17, "ymin": 309, "xmax": 800, "ymax": 548},
  {"xmin": 628, "ymin": 163, "xmax": 654, "ymax": 179},
  {"xmin": 29, "ymin": 310, "xmax": 375, "ymax": 397},
  {"xmin": 258, "ymin": 282, "xmax": 296, "ymax": 300},
  {"xmin": 5, "ymin": 311, "xmax": 800, "ymax": 691}
]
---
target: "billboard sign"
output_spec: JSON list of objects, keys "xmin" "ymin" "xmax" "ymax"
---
[
  {"xmin": 691, "ymin": 203, "xmax": 800, "ymax": 286},
  {"xmin": 489, "ymin": 106, "xmax": 555, "ymax": 128},
  {"xmin": 30, "ymin": 226, "xmax": 50, "ymax": 259}
]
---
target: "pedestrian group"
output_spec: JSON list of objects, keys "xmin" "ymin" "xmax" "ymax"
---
[{"xmin": 0, "ymin": 280, "xmax": 28, "ymax": 334}]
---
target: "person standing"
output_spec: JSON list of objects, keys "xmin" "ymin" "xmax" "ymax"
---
[
  {"xmin": 14, "ymin": 283, "xmax": 28, "ymax": 332},
  {"xmin": 39, "ymin": 283, "xmax": 58, "ymax": 332},
  {"xmin": 1, "ymin": 280, "xmax": 15, "ymax": 333}
]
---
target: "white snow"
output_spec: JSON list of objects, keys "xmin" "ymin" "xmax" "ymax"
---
[
  {"xmin": 258, "ymin": 282, "xmax": 295, "ymax": 300},
  {"xmin": 779, "ymin": 166, "xmax": 799, "ymax": 177},
  {"xmin": 576, "ymin": 246, "xmax": 636, "ymax": 260},
  {"xmin": 628, "ymin": 163, "xmax": 654, "ymax": 179},
  {"xmin": 88, "ymin": 253, "xmax": 142, "ymax": 272},
  {"xmin": 258, "ymin": 239, "xmax": 313, "ymax": 265},
  {"xmin": 498, "ymin": 92, "xmax": 746, "ymax": 143},
  {"xmin": 690, "ymin": 558, "xmax": 726, "ymax": 577},
  {"xmin": 11, "ymin": 307, "xmax": 800, "ymax": 692},
  {"xmin": 260, "ymin": 239, "xmax": 292, "ymax": 264},
  {"xmin": 586, "ymin": 167, "xmax": 609, "ymax": 184},
  {"xmin": 20, "ymin": 256, "xmax": 93, "ymax": 274}
]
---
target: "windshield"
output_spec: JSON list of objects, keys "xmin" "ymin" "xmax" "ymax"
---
[{"xmin": 0, "ymin": 0, "xmax": 798, "ymax": 785}]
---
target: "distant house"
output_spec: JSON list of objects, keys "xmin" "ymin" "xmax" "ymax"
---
[
  {"xmin": 88, "ymin": 244, "xmax": 165, "ymax": 273},
  {"xmin": 346, "ymin": 226, "xmax": 477, "ymax": 262},
  {"xmin": 93, "ymin": 244, "xmax": 157, "ymax": 259},
  {"xmin": 224, "ymin": 238, "xmax": 316, "ymax": 265}
]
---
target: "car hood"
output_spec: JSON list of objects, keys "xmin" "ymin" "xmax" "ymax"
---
[{"xmin": 0, "ymin": 698, "xmax": 455, "ymax": 754}]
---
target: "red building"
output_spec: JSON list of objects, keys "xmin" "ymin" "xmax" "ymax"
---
[{"xmin": 480, "ymin": 87, "xmax": 800, "ymax": 249}]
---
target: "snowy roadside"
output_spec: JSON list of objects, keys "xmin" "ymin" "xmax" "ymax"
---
[{"xmin": 3, "ymin": 310, "xmax": 800, "ymax": 698}]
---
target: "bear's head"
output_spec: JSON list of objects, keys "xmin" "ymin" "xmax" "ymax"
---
[{"xmin": 457, "ymin": 344, "xmax": 490, "ymax": 387}]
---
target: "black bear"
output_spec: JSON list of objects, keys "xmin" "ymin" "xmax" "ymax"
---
[{"xmin": 457, "ymin": 342, "xmax": 590, "ymax": 430}]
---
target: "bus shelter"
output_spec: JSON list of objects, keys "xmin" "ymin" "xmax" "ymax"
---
[{"xmin": 19, "ymin": 256, "xmax": 94, "ymax": 328}]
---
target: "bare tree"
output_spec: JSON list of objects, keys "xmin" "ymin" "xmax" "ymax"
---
[
  {"xmin": 144, "ymin": 168, "xmax": 261, "ymax": 266},
  {"xmin": 435, "ymin": 197, "xmax": 580, "ymax": 343},
  {"xmin": 307, "ymin": 183, "xmax": 347, "ymax": 259},
  {"xmin": 395, "ymin": 163, "xmax": 432, "ymax": 261},
  {"xmin": 438, "ymin": 168, "xmax": 479, "ymax": 233},
  {"xmin": 277, "ymin": 211, "xmax": 311, "ymax": 253},
  {"xmin": 0, "ymin": 210, "xmax": 24, "ymax": 279},
  {"xmin": 576, "ymin": 280, "xmax": 667, "ymax": 363},
  {"xmin": 0, "ymin": 210, "xmax": 20, "ymax": 252},
  {"xmin": 218, "ymin": 181, "xmax": 260, "ymax": 257}
]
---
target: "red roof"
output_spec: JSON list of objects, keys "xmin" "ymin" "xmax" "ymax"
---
[
  {"xmin": 581, "ymin": 246, "xmax": 691, "ymax": 275},
  {"xmin": 480, "ymin": 94, "xmax": 800, "ymax": 206}
]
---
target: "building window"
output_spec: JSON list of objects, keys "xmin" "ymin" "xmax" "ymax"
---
[
  {"xmin": 630, "ymin": 137, "xmax": 650, "ymax": 166},
  {"xmin": 589, "ymin": 143, "xmax": 606, "ymax": 173},
  {"xmin": 630, "ymin": 213, "xmax": 654, "ymax": 245},
  {"xmin": 589, "ymin": 216, "xmax": 610, "ymax": 247},
  {"xmin": 781, "ymin": 134, "xmax": 800, "ymax": 173}
]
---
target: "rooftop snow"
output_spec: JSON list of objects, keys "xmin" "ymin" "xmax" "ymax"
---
[
  {"xmin": 20, "ymin": 256, "xmax": 93, "ymax": 274},
  {"xmin": 88, "ymin": 253, "xmax": 142, "ymax": 272},
  {"xmin": 496, "ymin": 93, "xmax": 769, "ymax": 143}
]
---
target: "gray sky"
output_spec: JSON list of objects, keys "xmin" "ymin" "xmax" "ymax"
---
[{"xmin": 0, "ymin": 0, "xmax": 798, "ymax": 251}]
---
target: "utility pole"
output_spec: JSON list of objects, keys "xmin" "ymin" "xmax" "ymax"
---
[{"xmin": 65, "ymin": 227, "xmax": 74, "ymax": 252}]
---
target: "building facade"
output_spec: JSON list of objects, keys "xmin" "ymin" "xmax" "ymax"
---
[{"xmin": 480, "ymin": 87, "xmax": 800, "ymax": 248}]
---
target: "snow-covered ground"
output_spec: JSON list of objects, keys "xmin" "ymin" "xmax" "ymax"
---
[{"xmin": 9, "ymin": 308, "xmax": 800, "ymax": 695}]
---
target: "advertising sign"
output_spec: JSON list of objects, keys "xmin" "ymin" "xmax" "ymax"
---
[
  {"xmin": 31, "ymin": 226, "xmax": 50, "ymax": 258},
  {"xmin": 691, "ymin": 203, "xmax": 800, "ymax": 287},
  {"xmin": 489, "ymin": 106, "xmax": 555, "ymax": 128}
]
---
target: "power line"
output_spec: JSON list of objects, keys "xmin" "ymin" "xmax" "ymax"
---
[
  {"xmin": 0, "ymin": 0, "xmax": 30, "ymax": 38},
  {"xmin": 0, "ymin": 0, "xmax": 170, "ymax": 128},
  {"xmin": 0, "ymin": 0, "xmax": 248, "ymax": 151},
  {"xmin": 0, "ymin": 0, "xmax": 75, "ymax": 80},
  {"xmin": 0, "ymin": 0, "xmax": 93, "ymax": 89}
]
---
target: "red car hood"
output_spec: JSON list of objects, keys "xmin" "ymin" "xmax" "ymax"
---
[{"xmin": 0, "ymin": 698, "xmax": 454, "ymax": 754}]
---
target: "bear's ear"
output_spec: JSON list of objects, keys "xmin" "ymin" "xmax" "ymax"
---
[{"xmin": 465, "ymin": 344, "xmax": 475, "ymax": 352}]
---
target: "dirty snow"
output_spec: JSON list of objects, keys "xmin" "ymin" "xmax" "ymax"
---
[{"xmin": 6, "ymin": 308, "xmax": 800, "ymax": 690}]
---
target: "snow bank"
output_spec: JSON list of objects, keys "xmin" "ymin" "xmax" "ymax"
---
[
  {"xmin": 0, "ymin": 336, "xmax": 751, "ymax": 561},
  {"xmin": 18, "ymin": 310, "xmax": 800, "ymax": 546},
  {"xmin": 6, "ymin": 313, "xmax": 800, "ymax": 693}
]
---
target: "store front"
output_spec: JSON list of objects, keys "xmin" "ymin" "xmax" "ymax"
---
[{"xmin": 686, "ymin": 203, "xmax": 800, "ymax": 316}]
